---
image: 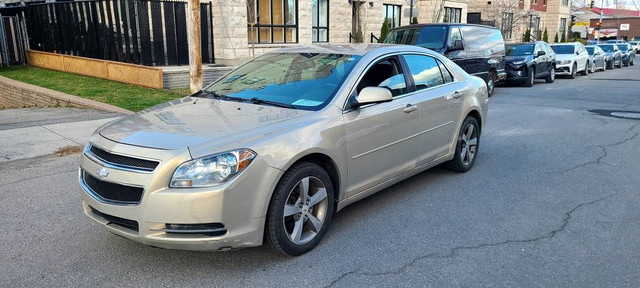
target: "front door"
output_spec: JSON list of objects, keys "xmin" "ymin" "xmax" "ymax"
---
[{"xmin": 344, "ymin": 56, "xmax": 420, "ymax": 197}]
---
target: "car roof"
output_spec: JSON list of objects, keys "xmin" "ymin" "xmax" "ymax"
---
[
  {"xmin": 271, "ymin": 43, "xmax": 440, "ymax": 57},
  {"xmin": 389, "ymin": 23, "xmax": 499, "ymax": 31}
]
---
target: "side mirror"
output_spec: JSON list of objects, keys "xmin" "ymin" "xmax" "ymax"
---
[
  {"xmin": 537, "ymin": 50, "xmax": 546, "ymax": 57},
  {"xmin": 448, "ymin": 40, "xmax": 464, "ymax": 52},
  {"xmin": 575, "ymin": 51, "xmax": 580, "ymax": 55},
  {"xmin": 355, "ymin": 87, "xmax": 393, "ymax": 107}
]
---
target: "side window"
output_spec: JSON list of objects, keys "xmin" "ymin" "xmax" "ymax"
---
[
  {"xmin": 448, "ymin": 27, "xmax": 462, "ymax": 47},
  {"xmin": 437, "ymin": 60, "xmax": 454, "ymax": 83},
  {"xmin": 356, "ymin": 57, "xmax": 407, "ymax": 97},
  {"xmin": 404, "ymin": 55, "xmax": 444, "ymax": 90}
]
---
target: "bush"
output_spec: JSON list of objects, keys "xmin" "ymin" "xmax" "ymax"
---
[
  {"xmin": 560, "ymin": 32, "xmax": 566, "ymax": 42},
  {"xmin": 543, "ymin": 28, "xmax": 549, "ymax": 42},
  {"xmin": 378, "ymin": 18, "xmax": 390, "ymax": 43},
  {"xmin": 523, "ymin": 29, "xmax": 531, "ymax": 42},
  {"xmin": 411, "ymin": 17, "xmax": 418, "ymax": 24},
  {"xmin": 554, "ymin": 33, "xmax": 559, "ymax": 43}
]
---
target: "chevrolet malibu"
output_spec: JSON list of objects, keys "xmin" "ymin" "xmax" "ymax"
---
[{"xmin": 79, "ymin": 44, "xmax": 488, "ymax": 256}]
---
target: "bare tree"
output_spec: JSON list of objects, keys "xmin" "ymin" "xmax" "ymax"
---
[
  {"xmin": 603, "ymin": 0, "xmax": 627, "ymax": 9},
  {"xmin": 432, "ymin": 0, "xmax": 446, "ymax": 23},
  {"xmin": 629, "ymin": 0, "xmax": 640, "ymax": 10},
  {"xmin": 482, "ymin": 0, "xmax": 528, "ymax": 39}
]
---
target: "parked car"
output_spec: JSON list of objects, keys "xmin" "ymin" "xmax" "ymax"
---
[
  {"xmin": 628, "ymin": 41, "xmax": 639, "ymax": 53},
  {"xmin": 598, "ymin": 44, "xmax": 623, "ymax": 68},
  {"xmin": 616, "ymin": 43, "xmax": 635, "ymax": 66},
  {"xmin": 585, "ymin": 45, "xmax": 607, "ymax": 72},
  {"xmin": 504, "ymin": 41, "xmax": 556, "ymax": 86},
  {"xmin": 78, "ymin": 44, "xmax": 489, "ymax": 256},
  {"xmin": 550, "ymin": 42, "xmax": 589, "ymax": 78},
  {"xmin": 383, "ymin": 23, "xmax": 506, "ymax": 97},
  {"xmin": 587, "ymin": 40, "xmax": 598, "ymax": 45},
  {"xmin": 606, "ymin": 39, "xmax": 627, "ymax": 44}
]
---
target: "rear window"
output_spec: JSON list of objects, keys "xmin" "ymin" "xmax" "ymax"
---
[{"xmin": 551, "ymin": 45, "xmax": 575, "ymax": 54}]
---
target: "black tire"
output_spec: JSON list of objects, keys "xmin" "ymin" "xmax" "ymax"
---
[
  {"xmin": 545, "ymin": 65, "xmax": 555, "ymax": 83},
  {"xmin": 265, "ymin": 162, "xmax": 334, "ymax": 256},
  {"xmin": 486, "ymin": 71, "xmax": 496, "ymax": 97},
  {"xmin": 616, "ymin": 58, "xmax": 622, "ymax": 68},
  {"xmin": 580, "ymin": 62, "xmax": 589, "ymax": 75},
  {"xmin": 569, "ymin": 63, "xmax": 577, "ymax": 79},
  {"xmin": 606, "ymin": 60, "xmax": 612, "ymax": 69},
  {"xmin": 630, "ymin": 57, "xmax": 635, "ymax": 66},
  {"xmin": 524, "ymin": 66, "xmax": 534, "ymax": 87},
  {"xmin": 447, "ymin": 116, "xmax": 480, "ymax": 173}
]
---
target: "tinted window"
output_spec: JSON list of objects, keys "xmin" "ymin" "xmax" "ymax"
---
[
  {"xmin": 404, "ymin": 55, "xmax": 444, "ymax": 90},
  {"xmin": 551, "ymin": 45, "xmax": 575, "ymax": 54},
  {"xmin": 599, "ymin": 45, "xmax": 614, "ymax": 52},
  {"xmin": 384, "ymin": 26, "xmax": 447, "ymax": 50},
  {"xmin": 616, "ymin": 44, "xmax": 629, "ymax": 51},
  {"xmin": 205, "ymin": 53, "xmax": 361, "ymax": 111},
  {"xmin": 506, "ymin": 44, "xmax": 534, "ymax": 56},
  {"xmin": 586, "ymin": 47, "xmax": 594, "ymax": 55},
  {"xmin": 437, "ymin": 60, "xmax": 454, "ymax": 83},
  {"xmin": 460, "ymin": 26, "xmax": 505, "ymax": 58}
]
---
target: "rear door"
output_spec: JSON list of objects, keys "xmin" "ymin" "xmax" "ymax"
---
[{"xmin": 401, "ymin": 54, "xmax": 464, "ymax": 165}]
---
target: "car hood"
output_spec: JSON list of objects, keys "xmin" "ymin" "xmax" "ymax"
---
[
  {"xmin": 555, "ymin": 54, "xmax": 576, "ymax": 61},
  {"xmin": 505, "ymin": 56, "xmax": 531, "ymax": 63},
  {"xmin": 98, "ymin": 97, "xmax": 312, "ymax": 150}
]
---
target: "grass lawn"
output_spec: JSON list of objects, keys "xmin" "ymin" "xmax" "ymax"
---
[{"xmin": 0, "ymin": 66, "xmax": 189, "ymax": 112}]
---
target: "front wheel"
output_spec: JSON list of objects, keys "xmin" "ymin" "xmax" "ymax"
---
[
  {"xmin": 486, "ymin": 71, "xmax": 496, "ymax": 97},
  {"xmin": 447, "ymin": 116, "xmax": 480, "ymax": 173},
  {"xmin": 524, "ymin": 67, "xmax": 534, "ymax": 87},
  {"xmin": 545, "ymin": 66, "xmax": 555, "ymax": 83},
  {"xmin": 265, "ymin": 162, "xmax": 334, "ymax": 256},
  {"xmin": 569, "ymin": 63, "xmax": 577, "ymax": 79},
  {"xmin": 589, "ymin": 61, "xmax": 596, "ymax": 73}
]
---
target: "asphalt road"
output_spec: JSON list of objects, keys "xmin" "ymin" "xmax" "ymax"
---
[{"xmin": 1, "ymin": 64, "xmax": 640, "ymax": 287}]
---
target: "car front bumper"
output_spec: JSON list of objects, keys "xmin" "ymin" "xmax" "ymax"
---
[
  {"xmin": 79, "ymin": 137, "xmax": 283, "ymax": 251},
  {"xmin": 555, "ymin": 63, "xmax": 573, "ymax": 75},
  {"xmin": 504, "ymin": 65, "xmax": 529, "ymax": 82}
]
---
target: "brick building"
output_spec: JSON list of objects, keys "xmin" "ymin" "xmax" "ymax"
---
[
  {"xmin": 571, "ymin": 7, "xmax": 640, "ymax": 40},
  {"xmin": 588, "ymin": 17, "xmax": 640, "ymax": 41},
  {"xmin": 466, "ymin": 0, "xmax": 571, "ymax": 43},
  {"xmin": 212, "ymin": 0, "xmax": 471, "ymax": 65}
]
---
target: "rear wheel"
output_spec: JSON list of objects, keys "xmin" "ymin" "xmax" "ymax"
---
[
  {"xmin": 545, "ymin": 65, "xmax": 555, "ymax": 83},
  {"xmin": 265, "ymin": 162, "xmax": 334, "ymax": 256},
  {"xmin": 580, "ymin": 62, "xmax": 589, "ymax": 75},
  {"xmin": 447, "ymin": 116, "xmax": 480, "ymax": 173}
]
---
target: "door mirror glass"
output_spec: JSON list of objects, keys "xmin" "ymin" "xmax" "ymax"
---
[
  {"xmin": 448, "ymin": 39, "xmax": 464, "ymax": 52},
  {"xmin": 537, "ymin": 50, "xmax": 546, "ymax": 57},
  {"xmin": 355, "ymin": 87, "xmax": 393, "ymax": 106}
]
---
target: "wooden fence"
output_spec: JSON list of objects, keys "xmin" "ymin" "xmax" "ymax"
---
[{"xmin": 26, "ymin": 50, "xmax": 163, "ymax": 89}]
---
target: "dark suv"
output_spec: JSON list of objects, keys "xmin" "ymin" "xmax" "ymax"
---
[
  {"xmin": 505, "ymin": 41, "xmax": 556, "ymax": 87},
  {"xmin": 383, "ymin": 23, "xmax": 506, "ymax": 96}
]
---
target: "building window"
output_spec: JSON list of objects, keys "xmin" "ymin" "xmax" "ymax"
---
[
  {"xmin": 383, "ymin": 4, "xmax": 401, "ymax": 28},
  {"xmin": 444, "ymin": 7, "xmax": 462, "ymax": 23},
  {"xmin": 532, "ymin": 0, "xmax": 537, "ymax": 4},
  {"xmin": 530, "ymin": 16, "xmax": 540, "ymax": 39},
  {"xmin": 312, "ymin": 0, "xmax": 329, "ymax": 42},
  {"xmin": 562, "ymin": 0, "xmax": 568, "ymax": 5},
  {"xmin": 559, "ymin": 18, "xmax": 567, "ymax": 39},
  {"xmin": 501, "ymin": 12, "xmax": 513, "ymax": 40},
  {"xmin": 247, "ymin": 0, "xmax": 298, "ymax": 44}
]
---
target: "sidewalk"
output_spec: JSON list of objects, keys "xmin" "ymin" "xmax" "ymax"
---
[{"xmin": 0, "ymin": 108, "xmax": 123, "ymax": 162}]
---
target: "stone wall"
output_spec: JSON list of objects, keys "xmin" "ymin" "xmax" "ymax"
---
[{"xmin": 0, "ymin": 76, "xmax": 132, "ymax": 114}]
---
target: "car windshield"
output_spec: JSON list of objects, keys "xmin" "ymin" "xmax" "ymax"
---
[
  {"xmin": 616, "ymin": 44, "xmax": 629, "ymax": 51},
  {"xmin": 599, "ymin": 45, "xmax": 614, "ymax": 52},
  {"xmin": 383, "ymin": 26, "xmax": 447, "ymax": 50},
  {"xmin": 506, "ymin": 44, "xmax": 534, "ymax": 56},
  {"xmin": 586, "ymin": 47, "xmax": 595, "ymax": 55},
  {"xmin": 203, "ymin": 53, "xmax": 361, "ymax": 111},
  {"xmin": 551, "ymin": 45, "xmax": 575, "ymax": 54}
]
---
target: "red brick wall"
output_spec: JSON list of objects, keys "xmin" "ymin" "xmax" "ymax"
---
[
  {"xmin": 530, "ymin": 0, "xmax": 547, "ymax": 12},
  {"xmin": 588, "ymin": 18, "xmax": 640, "ymax": 40}
]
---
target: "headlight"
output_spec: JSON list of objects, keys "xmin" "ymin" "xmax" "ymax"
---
[
  {"xmin": 170, "ymin": 149, "xmax": 256, "ymax": 187},
  {"xmin": 511, "ymin": 60, "xmax": 526, "ymax": 66},
  {"xmin": 560, "ymin": 60, "xmax": 571, "ymax": 64}
]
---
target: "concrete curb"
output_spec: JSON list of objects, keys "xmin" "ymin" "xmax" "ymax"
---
[{"xmin": 0, "ymin": 75, "xmax": 134, "ymax": 115}]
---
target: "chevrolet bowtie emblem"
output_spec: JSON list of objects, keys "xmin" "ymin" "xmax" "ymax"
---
[{"xmin": 97, "ymin": 167, "xmax": 109, "ymax": 178}]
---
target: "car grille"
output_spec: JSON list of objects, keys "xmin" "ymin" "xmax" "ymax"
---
[
  {"xmin": 90, "ymin": 206, "xmax": 139, "ymax": 232},
  {"xmin": 83, "ymin": 170, "xmax": 144, "ymax": 204},
  {"xmin": 88, "ymin": 145, "xmax": 159, "ymax": 172}
]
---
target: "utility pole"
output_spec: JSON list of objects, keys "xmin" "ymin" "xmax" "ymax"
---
[
  {"xmin": 186, "ymin": 0, "xmax": 202, "ymax": 93},
  {"xmin": 409, "ymin": 0, "xmax": 413, "ymax": 21}
]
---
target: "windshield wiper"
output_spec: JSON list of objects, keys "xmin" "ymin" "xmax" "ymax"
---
[{"xmin": 199, "ymin": 91, "xmax": 294, "ymax": 109}]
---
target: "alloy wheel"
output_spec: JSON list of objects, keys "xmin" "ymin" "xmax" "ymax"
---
[
  {"xmin": 283, "ymin": 176, "xmax": 329, "ymax": 245},
  {"xmin": 460, "ymin": 124, "xmax": 478, "ymax": 166}
]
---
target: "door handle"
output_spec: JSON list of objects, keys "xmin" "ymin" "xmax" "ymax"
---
[
  {"xmin": 403, "ymin": 104, "xmax": 418, "ymax": 113},
  {"xmin": 452, "ymin": 91, "xmax": 461, "ymax": 98}
]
